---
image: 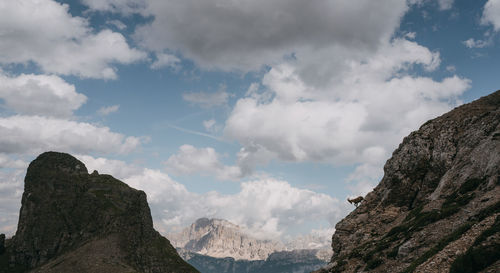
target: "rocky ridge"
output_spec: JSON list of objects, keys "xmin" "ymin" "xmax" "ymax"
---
[
  {"xmin": 0, "ymin": 152, "xmax": 198, "ymax": 273},
  {"xmin": 316, "ymin": 90, "xmax": 500, "ymax": 273},
  {"xmin": 168, "ymin": 218, "xmax": 285, "ymax": 261},
  {"xmin": 169, "ymin": 217, "xmax": 331, "ymax": 272}
]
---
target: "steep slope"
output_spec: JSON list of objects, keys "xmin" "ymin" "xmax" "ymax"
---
[
  {"xmin": 317, "ymin": 90, "xmax": 500, "ymax": 273},
  {"xmin": 168, "ymin": 218, "xmax": 284, "ymax": 260},
  {"xmin": 0, "ymin": 152, "xmax": 198, "ymax": 273}
]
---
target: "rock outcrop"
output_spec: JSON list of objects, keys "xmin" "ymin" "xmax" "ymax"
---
[
  {"xmin": 0, "ymin": 152, "xmax": 198, "ymax": 273},
  {"xmin": 170, "ymin": 217, "xmax": 331, "ymax": 272},
  {"xmin": 316, "ymin": 90, "xmax": 500, "ymax": 273},
  {"xmin": 168, "ymin": 218, "xmax": 284, "ymax": 261}
]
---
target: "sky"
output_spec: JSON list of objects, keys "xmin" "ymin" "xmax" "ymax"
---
[{"xmin": 0, "ymin": 0, "xmax": 499, "ymax": 243}]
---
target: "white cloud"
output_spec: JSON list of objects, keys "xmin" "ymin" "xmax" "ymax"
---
[
  {"xmin": 0, "ymin": 169, "xmax": 25, "ymax": 236},
  {"xmin": 0, "ymin": 73, "xmax": 87, "ymax": 118},
  {"xmin": 150, "ymin": 53, "xmax": 181, "ymax": 69},
  {"xmin": 213, "ymin": 179, "xmax": 344, "ymax": 239},
  {"xmin": 0, "ymin": 0, "xmax": 146, "ymax": 79},
  {"xmin": 183, "ymin": 86, "xmax": 231, "ymax": 108},
  {"xmin": 81, "ymin": 0, "xmax": 472, "ymax": 199},
  {"xmin": 106, "ymin": 19, "xmax": 127, "ymax": 30},
  {"xmin": 0, "ymin": 154, "xmax": 28, "ymax": 169},
  {"xmin": 285, "ymin": 227, "xmax": 336, "ymax": 249},
  {"xmin": 76, "ymin": 155, "xmax": 345, "ymax": 239},
  {"xmin": 134, "ymin": 0, "xmax": 408, "ymax": 71},
  {"xmin": 76, "ymin": 155, "xmax": 144, "ymax": 181},
  {"xmin": 482, "ymin": 0, "xmax": 500, "ymax": 31},
  {"xmin": 405, "ymin": 32, "xmax": 417, "ymax": 39},
  {"xmin": 203, "ymin": 119, "xmax": 217, "ymax": 132},
  {"xmin": 437, "ymin": 0, "xmax": 454, "ymax": 10},
  {"xmin": 0, "ymin": 115, "xmax": 143, "ymax": 155},
  {"xmin": 463, "ymin": 38, "xmax": 491, "ymax": 48},
  {"xmin": 98, "ymin": 105, "xmax": 120, "ymax": 116},
  {"xmin": 224, "ymin": 39, "xmax": 470, "ymax": 181},
  {"xmin": 446, "ymin": 65, "xmax": 456, "ymax": 72},
  {"xmin": 165, "ymin": 145, "xmax": 242, "ymax": 181},
  {"xmin": 82, "ymin": 0, "xmax": 147, "ymax": 14},
  {"xmin": 203, "ymin": 119, "xmax": 216, "ymax": 130}
]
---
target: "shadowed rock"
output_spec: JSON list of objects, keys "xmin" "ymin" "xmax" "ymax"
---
[
  {"xmin": 316, "ymin": 90, "xmax": 500, "ymax": 273},
  {"xmin": 0, "ymin": 152, "xmax": 199, "ymax": 273}
]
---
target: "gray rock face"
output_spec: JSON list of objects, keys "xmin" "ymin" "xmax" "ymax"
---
[
  {"xmin": 169, "ymin": 218, "xmax": 284, "ymax": 260},
  {"xmin": 0, "ymin": 152, "xmax": 198, "ymax": 273},
  {"xmin": 170, "ymin": 217, "xmax": 331, "ymax": 272},
  {"xmin": 316, "ymin": 90, "xmax": 500, "ymax": 273}
]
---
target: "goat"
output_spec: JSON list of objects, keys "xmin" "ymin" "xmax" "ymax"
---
[{"xmin": 347, "ymin": 196, "xmax": 364, "ymax": 207}]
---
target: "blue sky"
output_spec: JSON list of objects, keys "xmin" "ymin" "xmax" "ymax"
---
[{"xmin": 0, "ymin": 0, "xmax": 499, "ymax": 241}]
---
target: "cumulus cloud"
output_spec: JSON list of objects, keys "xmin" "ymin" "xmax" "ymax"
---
[
  {"xmin": 0, "ymin": 73, "xmax": 87, "ymax": 118},
  {"xmin": 164, "ymin": 145, "xmax": 242, "ymax": 181},
  {"xmin": 133, "ymin": 0, "xmax": 407, "ymax": 71},
  {"xmin": 98, "ymin": 105, "xmax": 120, "ymax": 116},
  {"xmin": 81, "ymin": 0, "xmax": 472, "ymax": 197},
  {"xmin": 79, "ymin": 155, "xmax": 345, "ymax": 239},
  {"xmin": 482, "ymin": 0, "xmax": 500, "ymax": 31},
  {"xmin": 0, "ymin": 169, "xmax": 25, "ymax": 236},
  {"xmin": 82, "ymin": 0, "xmax": 147, "ymax": 14},
  {"xmin": 463, "ymin": 38, "xmax": 491, "ymax": 48},
  {"xmin": 106, "ymin": 19, "xmax": 127, "ymax": 30},
  {"xmin": 76, "ymin": 155, "xmax": 144, "ymax": 181},
  {"xmin": 224, "ymin": 38, "xmax": 470, "ymax": 183},
  {"xmin": 0, "ymin": 154, "xmax": 28, "ymax": 169},
  {"xmin": 0, "ymin": 0, "xmax": 146, "ymax": 79},
  {"xmin": 0, "ymin": 115, "xmax": 143, "ymax": 155},
  {"xmin": 203, "ymin": 119, "xmax": 216, "ymax": 131},
  {"xmin": 437, "ymin": 0, "xmax": 454, "ymax": 10},
  {"xmin": 182, "ymin": 86, "xmax": 231, "ymax": 108},
  {"xmin": 150, "ymin": 53, "xmax": 181, "ymax": 70}
]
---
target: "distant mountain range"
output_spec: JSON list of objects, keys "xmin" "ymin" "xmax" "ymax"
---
[
  {"xmin": 168, "ymin": 217, "xmax": 331, "ymax": 273},
  {"xmin": 168, "ymin": 218, "xmax": 285, "ymax": 260}
]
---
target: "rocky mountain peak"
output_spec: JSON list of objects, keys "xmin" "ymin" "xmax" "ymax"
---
[
  {"xmin": 1, "ymin": 151, "xmax": 198, "ymax": 273},
  {"xmin": 316, "ymin": 90, "xmax": 500, "ymax": 273},
  {"xmin": 169, "ymin": 218, "xmax": 284, "ymax": 261},
  {"xmin": 192, "ymin": 218, "xmax": 238, "ymax": 230}
]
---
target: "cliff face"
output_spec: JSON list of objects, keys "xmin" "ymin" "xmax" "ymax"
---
[
  {"xmin": 319, "ymin": 90, "xmax": 500, "ymax": 273},
  {"xmin": 0, "ymin": 152, "xmax": 198, "ymax": 273},
  {"xmin": 169, "ymin": 218, "xmax": 284, "ymax": 261},
  {"xmin": 171, "ymin": 218, "xmax": 330, "ymax": 273}
]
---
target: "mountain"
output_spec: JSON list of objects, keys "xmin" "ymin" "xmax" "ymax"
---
[
  {"xmin": 315, "ymin": 90, "xmax": 500, "ymax": 273},
  {"xmin": 169, "ymin": 217, "xmax": 331, "ymax": 272},
  {"xmin": 168, "ymin": 218, "xmax": 284, "ymax": 261},
  {"xmin": 0, "ymin": 152, "xmax": 198, "ymax": 273}
]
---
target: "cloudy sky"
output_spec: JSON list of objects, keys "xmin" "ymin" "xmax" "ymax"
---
[{"xmin": 0, "ymin": 0, "xmax": 499, "ymax": 241}]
